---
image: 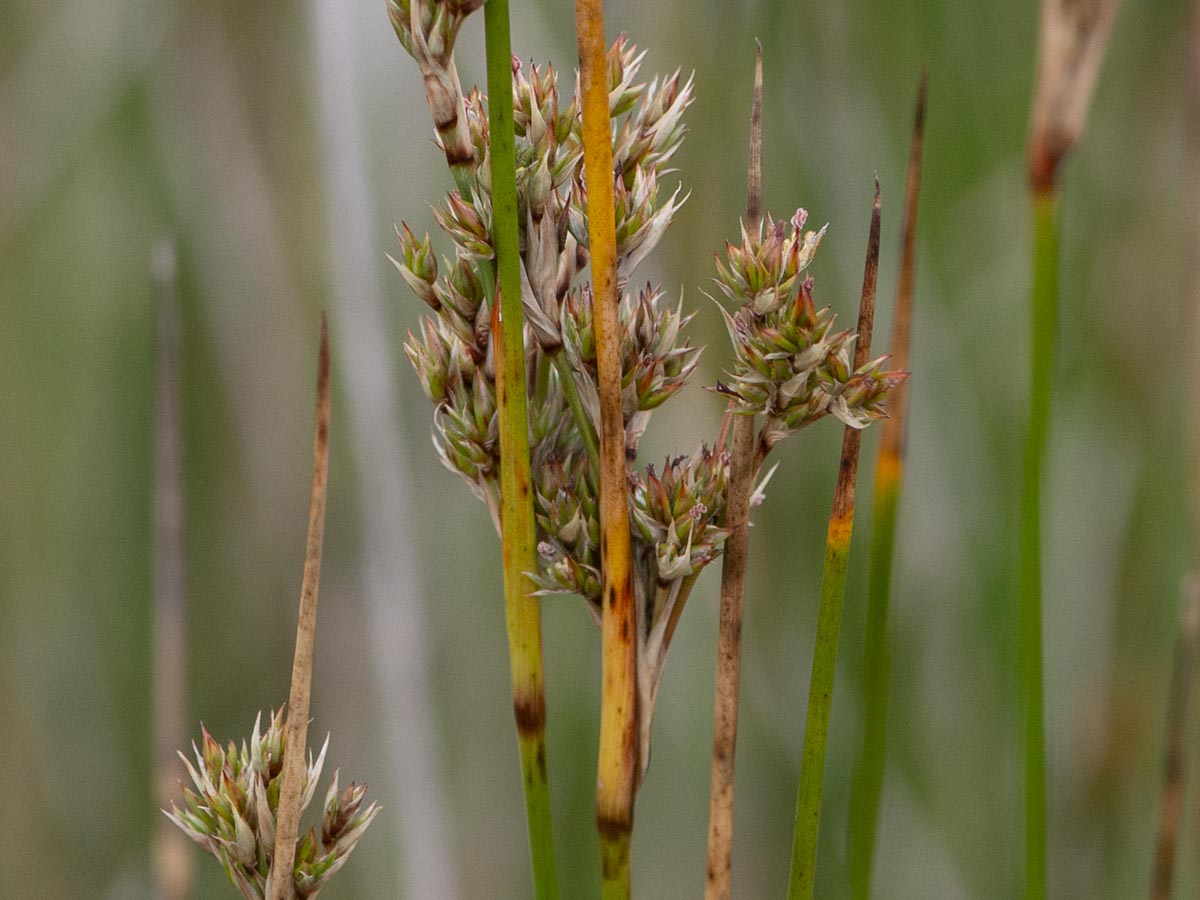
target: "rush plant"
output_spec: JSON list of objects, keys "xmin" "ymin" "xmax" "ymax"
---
[{"xmin": 389, "ymin": 2, "xmax": 904, "ymax": 895}]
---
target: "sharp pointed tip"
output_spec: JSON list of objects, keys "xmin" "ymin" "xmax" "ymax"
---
[{"xmin": 914, "ymin": 67, "xmax": 930, "ymax": 130}]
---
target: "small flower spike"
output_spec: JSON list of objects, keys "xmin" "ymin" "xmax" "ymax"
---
[{"xmin": 166, "ymin": 711, "xmax": 378, "ymax": 900}]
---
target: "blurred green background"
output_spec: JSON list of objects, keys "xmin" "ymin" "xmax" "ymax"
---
[{"xmin": 1, "ymin": 0, "xmax": 1195, "ymax": 897}]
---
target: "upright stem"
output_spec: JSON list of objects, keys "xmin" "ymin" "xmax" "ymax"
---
[
  {"xmin": 1022, "ymin": 1, "xmax": 1118, "ymax": 891},
  {"xmin": 847, "ymin": 68, "xmax": 927, "ymax": 900},
  {"xmin": 483, "ymin": 3, "xmax": 561, "ymax": 897},
  {"xmin": 787, "ymin": 185, "xmax": 881, "ymax": 900},
  {"xmin": 1020, "ymin": 188, "xmax": 1057, "ymax": 900},
  {"xmin": 269, "ymin": 319, "xmax": 331, "ymax": 900},
  {"xmin": 151, "ymin": 239, "xmax": 192, "ymax": 900},
  {"xmin": 705, "ymin": 43, "xmax": 762, "ymax": 900},
  {"xmin": 575, "ymin": 4, "xmax": 639, "ymax": 898}
]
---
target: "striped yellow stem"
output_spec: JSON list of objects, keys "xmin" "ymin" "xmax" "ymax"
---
[{"xmin": 575, "ymin": 3, "xmax": 639, "ymax": 898}]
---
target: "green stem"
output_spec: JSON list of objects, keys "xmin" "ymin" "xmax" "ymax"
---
[
  {"xmin": 847, "ymin": 472, "xmax": 898, "ymax": 900},
  {"xmin": 551, "ymin": 350, "xmax": 600, "ymax": 469},
  {"xmin": 787, "ymin": 185, "xmax": 880, "ymax": 900},
  {"xmin": 1020, "ymin": 189, "xmax": 1057, "ymax": 900},
  {"xmin": 484, "ymin": 2, "xmax": 561, "ymax": 898},
  {"xmin": 786, "ymin": 489, "xmax": 856, "ymax": 900}
]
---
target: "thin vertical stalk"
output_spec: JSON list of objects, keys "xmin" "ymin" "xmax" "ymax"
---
[
  {"xmin": 705, "ymin": 43, "xmax": 762, "ymax": 900},
  {"xmin": 787, "ymin": 183, "xmax": 881, "ymax": 900},
  {"xmin": 1023, "ymin": 4, "xmax": 1117, "ymax": 896},
  {"xmin": 269, "ymin": 319, "xmax": 331, "ymax": 900},
  {"xmin": 483, "ymin": 3, "xmax": 562, "ymax": 897},
  {"xmin": 1019, "ymin": 188, "xmax": 1056, "ymax": 900},
  {"xmin": 151, "ymin": 238, "xmax": 192, "ymax": 900},
  {"xmin": 307, "ymin": 0, "xmax": 458, "ymax": 893},
  {"xmin": 575, "ymin": 3, "xmax": 639, "ymax": 898},
  {"xmin": 847, "ymin": 69, "xmax": 927, "ymax": 900},
  {"xmin": 1149, "ymin": 578, "xmax": 1200, "ymax": 900}
]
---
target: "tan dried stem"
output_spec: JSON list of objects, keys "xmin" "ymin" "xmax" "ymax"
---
[
  {"xmin": 705, "ymin": 42, "xmax": 762, "ymax": 900},
  {"xmin": 1149, "ymin": 577, "xmax": 1200, "ymax": 900},
  {"xmin": 1027, "ymin": 0, "xmax": 1119, "ymax": 192},
  {"xmin": 268, "ymin": 319, "xmax": 331, "ymax": 900},
  {"xmin": 151, "ymin": 238, "xmax": 192, "ymax": 900}
]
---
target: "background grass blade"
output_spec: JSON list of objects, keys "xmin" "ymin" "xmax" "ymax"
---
[
  {"xmin": 483, "ymin": 2, "xmax": 562, "ymax": 896},
  {"xmin": 1148, "ymin": 578, "xmax": 1200, "ymax": 900},
  {"xmin": 847, "ymin": 68, "xmax": 927, "ymax": 900},
  {"xmin": 150, "ymin": 238, "xmax": 192, "ymax": 900},
  {"xmin": 787, "ymin": 183, "xmax": 882, "ymax": 900},
  {"xmin": 1023, "ymin": 6, "xmax": 1117, "ymax": 896}
]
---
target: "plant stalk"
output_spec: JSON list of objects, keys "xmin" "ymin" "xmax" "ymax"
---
[
  {"xmin": 847, "ymin": 67, "xmax": 927, "ymax": 900},
  {"xmin": 575, "ymin": 3, "xmax": 639, "ymax": 897},
  {"xmin": 705, "ymin": 42, "xmax": 762, "ymax": 900},
  {"xmin": 787, "ymin": 183, "xmax": 881, "ymax": 900},
  {"xmin": 1019, "ymin": 187, "xmax": 1057, "ymax": 900},
  {"xmin": 483, "ymin": 2, "xmax": 562, "ymax": 896},
  {"xmin": 1022, "ymin": 3, "xmax": 1117, "ymax": 892},
  {"xmin": 151, "ymin": 238, "xmax": 192, "ymax": 900},
  {"xmin": 269, "ymin": 318, "xmax": 331, "ymax": 900}
]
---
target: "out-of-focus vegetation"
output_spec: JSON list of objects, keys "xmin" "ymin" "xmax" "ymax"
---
[{"xmin": 1, "ymin": 1, "xmax": 1194, "ymax": 898}]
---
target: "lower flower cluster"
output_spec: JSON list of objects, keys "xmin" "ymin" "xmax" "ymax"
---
[{"xmin": 165, "ymin": 710, "xmax": 378, "ymax": 900}]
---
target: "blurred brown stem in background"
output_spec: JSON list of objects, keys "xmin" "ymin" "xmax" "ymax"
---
[
  {"xmin": 151, "ymin": 237, "xmax": 192, "ymax": 900},
  {"xmin": 1149, "ymin": 578, "xmax": 1200, "ymax": 900}
]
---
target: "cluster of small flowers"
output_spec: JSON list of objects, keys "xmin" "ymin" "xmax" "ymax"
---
[
  {"xmin": 165, "ymin": 710, "xmax": 378, "ymax": 900},
  {"xmin": 392, "ymin": 6, "xmax": 723, "ymax": 632},
  {"xmin": 713, "ymin": 211, "xmax": 907, "ymax": 459}
]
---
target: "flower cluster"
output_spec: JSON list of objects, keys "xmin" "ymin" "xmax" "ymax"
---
[
  {"xmin": 714, "ymin": 212, "xmax": 907, "ymax": 458},
  {"xmin": 392, "ymin": 20, "xmax": 718, "ymax": 620},
  {"xmin": 165, "ymin": 710, "xmax": 378, "ymax": 900},
  {"xmin": 388, "ymin": 4, "xmax": 906, "ymax": 773}
]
